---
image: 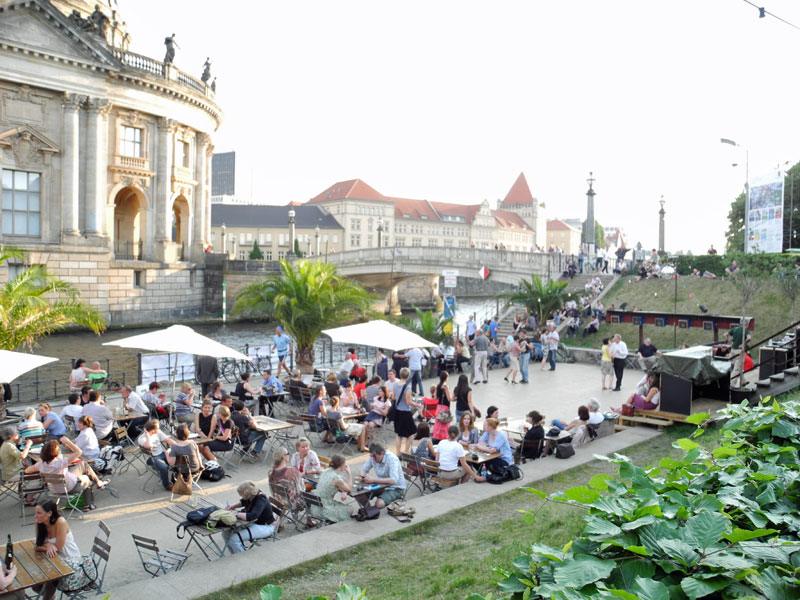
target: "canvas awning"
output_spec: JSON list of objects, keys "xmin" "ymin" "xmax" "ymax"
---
[
  {"xmin": 322, "ymin": 320, "xmax": 436, "ymax": 351},
  {"xmin": 0, "ymin": 350, "xmax": 58, "ymax": 383},
  {"xmin": 102, "ymin": 324, "xmax": 248, "ymax": 361}
]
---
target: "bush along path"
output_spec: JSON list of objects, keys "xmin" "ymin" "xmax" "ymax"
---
[{"xmin": 486, "ymin": 397, "xmax": 800, "ymax": 599}]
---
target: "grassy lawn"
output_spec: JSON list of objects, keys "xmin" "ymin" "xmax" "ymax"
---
[
  {"xmin": 200, "ymin": 423, "xmax": 722, "ymax": 600},
  {"xmin": 564, "ymin": 276, "xmax": 793, "ymax": 352}
]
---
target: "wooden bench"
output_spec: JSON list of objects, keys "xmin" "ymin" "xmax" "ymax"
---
[{"xmin": 618, "ymin": 414, "xmax": 673, "ymax": 429}]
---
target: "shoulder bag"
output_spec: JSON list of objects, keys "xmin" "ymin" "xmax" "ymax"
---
[{"xmin": 386, "ymin": 381, "xmax": 410, "ymax": 422}]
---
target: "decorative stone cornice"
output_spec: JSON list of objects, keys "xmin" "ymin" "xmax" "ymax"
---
[
  {"xmin": 61, "ymin": 92, "xmax": 83, "ymax": 112},
  {"xmin": 85, "ymin": 97, "xmax": 112, "ymax": 117}
]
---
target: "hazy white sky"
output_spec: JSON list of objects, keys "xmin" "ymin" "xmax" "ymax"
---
[{"xmin": 122, "ymin": 0, "xmax": 800, "ymax": 253}]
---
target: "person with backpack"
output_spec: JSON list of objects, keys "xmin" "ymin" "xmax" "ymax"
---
[{"xmin": 222, "ymin": 480, "xmax": 276, "ymax": 553}]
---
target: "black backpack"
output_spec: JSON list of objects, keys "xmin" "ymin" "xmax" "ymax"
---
[
  {"xmin": 200, "ymin": 465, "xmax": 228, "ymax": 481},
  {"xmin": 177, "ymin": 505, "xmax": 216, "ymax": 538}
]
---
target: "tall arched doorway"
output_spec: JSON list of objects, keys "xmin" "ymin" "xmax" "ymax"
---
[
  {"xmin": 113, "ymin": 186, "xmax": 145, "ymax": 259},
  {"xmin": 172, "ymin": 195, "xmax": 190, "ymax": 259}
]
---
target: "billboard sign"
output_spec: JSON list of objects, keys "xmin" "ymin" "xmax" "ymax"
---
[{"xmin": 746, "ymin": 171, "xmax": 784, "ymax": 254}]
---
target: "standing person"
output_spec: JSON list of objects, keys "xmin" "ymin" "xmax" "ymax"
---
[
  {"xmin": 488, "ymin": 315, "xmax": 499, "ymax": 341},
  {"xmin": 222, "ymin": 481, "xmax": 277, "ymax": 553},
  {"xmin": 600, "ymin": 337, "xmax": 614, "ymax": 390},
  {"xmin": 505, "ymin": 335, "xmax": 520, "ymax": 383},
  {"xmin": 453, "ymin": 374, "xmax": 477, "ymax": 422},
  {"xmin": 375, "ymin": 348, "xmax": 389, "ymax": 380},
  {"xmin": 518, "ymin": 330, "xmax": 531, "ymax": 384},
  {"xmin": 578, "ymin": 249, "xmax": 585, "ymax": 274},
  {"xmin": 544, "ymin": 325, "xmax": 560, "ymax": 371},
  {"xmin": 195, "ymin": 355, "xmax": 219, "ymax": 398},
  {"xmin": 405, "ymin": 346, "xmax": 424, "ymax": 396},
  {"xmin": 393, "ymin": 367, "xmax": 421, "ymax": 454},
  {"xmin": 390, "ymin": 350, "xmax": 408, "ymax": 377},
  {"xmin": 271, "ymin": 326, "xmax": 293, "ymax": 379},
  {"xmin": 435, "ymin": 371, "xmax": 454, "ymax": 409},
  {"xmin": 610, "ymin": 334, "xmax": 629, "ymax": 391},
  {"xmin": 471, "ymin": 329, "xmax": 489, "ymax": 384},
  {"xmin": 465, "ymin": 315, "xmax": 477, "ymax": 342}
]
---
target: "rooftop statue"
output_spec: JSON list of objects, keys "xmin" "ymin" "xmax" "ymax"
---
[
  {"xmin": 201, "ymin": 57, "xmax": 211, "ymax": 83},
  {"xmin": 164, "ymin": 33, "xmax": 178, "ymax": 65}
]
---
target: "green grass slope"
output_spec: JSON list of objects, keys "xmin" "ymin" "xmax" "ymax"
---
[{"xmin": 566, "ymin": 276, "xmax": 793, "ymax": 352}]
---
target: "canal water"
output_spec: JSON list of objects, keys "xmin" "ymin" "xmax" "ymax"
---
[{"xmin": 10, "ymin": 297, "xmax": 499, "ymax": 404}]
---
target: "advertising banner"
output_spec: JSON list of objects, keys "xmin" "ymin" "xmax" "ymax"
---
[{"xmin": 746, "ymin": 171, "xmax": 784, "ymax": 254}]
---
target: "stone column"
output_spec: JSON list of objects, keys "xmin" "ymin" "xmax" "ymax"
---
[
  {"xmin": 60, "ymin": 93, "xmax": 81, "ymax": 237},
  {"xmin": 193, "ymin": 132, "xmax": 210, "ymax": 261},
  {"xmin": 658, "ymin": 196, "xmax": 666, "ymax": 254},
  {"xmin": 584, "ymin": 172, "xmax": 596, "ymax": 251},
  {"xmin": 155, "ymin": 118, "xmax": 177, "ymax": 262},
  {"xmin": 84, "ymin": 98, "xmax": 111, "ymax": 237}
]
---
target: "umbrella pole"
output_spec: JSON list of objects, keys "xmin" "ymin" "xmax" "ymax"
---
[{"xmin": 170, "ymin": 353, "xmax": 177, "ymax": 431}]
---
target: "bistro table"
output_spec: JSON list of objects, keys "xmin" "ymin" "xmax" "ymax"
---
[
  {"xmin": 350, "ymin": 478, "xmax": 387, "ymax": 507},
  {"xmin": 4, "ymin": 539, "xmax": 73, "ymax": 595},
  {"xmin": 464, "ymin": 450, "xmax": 501, "ymax": 467}
]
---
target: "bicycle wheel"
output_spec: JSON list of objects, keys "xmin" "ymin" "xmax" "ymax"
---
[{"xmin": 220, "ymin": 360, "xmax": 238, "ymax": 384}]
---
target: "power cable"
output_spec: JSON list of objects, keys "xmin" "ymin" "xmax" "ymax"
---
[{"xmin": 742, "ymin": 0, "xmax": 800, "ymax": 32}]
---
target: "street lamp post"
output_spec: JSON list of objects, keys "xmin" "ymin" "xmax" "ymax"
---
[
  {"xmin": 377, "ymin": 217, "xmax": 383, "ymax": 249},
  {"xmin": 721, "ymin": 138, "xmax": 749, "ymax": 249},
  {"xmin": 230, "ymin": 233, "xmax": 237, "ymax": 259},
  {"xmin": 288, "ymin": 209, "xmax": 296, "ymax": 256},
  {"xmin": 220, "ymin": 223, "xmax": 226, "ymax": 256},
  {"xmin": 315, "ymin": 225, "xmax": 320, "ymax": 257}
]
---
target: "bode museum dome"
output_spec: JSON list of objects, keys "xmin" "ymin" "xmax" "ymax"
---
[{"xmin": 0, "ymin": 0, "xmax": 222, "ymax": 323}]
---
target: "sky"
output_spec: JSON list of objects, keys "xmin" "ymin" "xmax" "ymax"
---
[{"xmin": 121, "ymin": 0, "xmax": 800, "ymax": 254}]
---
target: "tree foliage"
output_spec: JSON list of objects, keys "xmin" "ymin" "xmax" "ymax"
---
[
  {"xmin": 503, "ymin": 274, "xmax": 569, "ymax": 324},
  {"xmin": 477, "ymin": 398, "xmax": 800, "ymax": 599},
  {"xmin": 233, "ymin": 260, "xmax": 374, "ymax": 370},
  {"xmin": 294, "ymin": 238, "xmax": 302, "ymax": 258},
  {"xmin": 249, "ymin": 240, "xmax": 264, "ymax": 260},
  {"xmin": 396, "ymin": 307, "xmax": 453, "ymax": 345},
  {"xmin": 0, "ymin": 247, "xmax": 105, "ymax": 352},
  {"xmin": 582, "ymin": 219, "xmax": 604, "ymax": 249},
  {"xmin": 725, "ymin": 192, "xmax": 746, "ymax": 254}
]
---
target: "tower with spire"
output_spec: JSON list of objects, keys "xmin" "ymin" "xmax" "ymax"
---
[
  {"xmin": 584, "ymin": 172, "xmax": 596, "ymax": 248},
  {"xmin": 658, "ymin": 195, "xmax": 666, "ymax": 254},
  {"xmin": 499, "ymin": 172, "xmax": 541, "ymax": 246}
]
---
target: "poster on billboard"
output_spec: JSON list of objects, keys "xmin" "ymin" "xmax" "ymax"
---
[{"xmin": 746, "ymin": 171, "xmax": 784, "ymax": 254}]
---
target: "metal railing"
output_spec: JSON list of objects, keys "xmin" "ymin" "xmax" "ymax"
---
[{"xmin": 114, "ymin": 240, "xmax": 143, "ymax": 261}]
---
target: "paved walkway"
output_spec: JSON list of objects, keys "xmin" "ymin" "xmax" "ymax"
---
[{"xmin": 0, "ymin": 360, "xmax": 680, "ymax": 597}]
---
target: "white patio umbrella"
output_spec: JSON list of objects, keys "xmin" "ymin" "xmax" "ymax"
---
[
  {"xmin": 0, "ymin": 350, "xmax": 58, "ymax": 383},
  {"xmin": 102, "ymin": 324, "xmax": 249, "ymax": 421},
  {"xmin": 322, "ymin": 320, "xmax": 437, "ymax": 351}
]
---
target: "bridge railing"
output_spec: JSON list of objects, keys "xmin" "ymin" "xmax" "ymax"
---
[{"xmin": 325, "ymin": 247, "xmax": 572, "ymax": 279}]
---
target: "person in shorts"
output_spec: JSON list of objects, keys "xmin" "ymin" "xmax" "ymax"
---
[
  {"xmin": 359, "ymin": 443, "xmax": 406, "ymax": 508},
  {"xmin": 272, "ymin": 326, "xmax": 293, "ymax": 379}
]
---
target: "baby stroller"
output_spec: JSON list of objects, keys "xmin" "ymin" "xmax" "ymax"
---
[{"xmin": 420, "ymin": 397, "xmax": 439, "ymax": 423}]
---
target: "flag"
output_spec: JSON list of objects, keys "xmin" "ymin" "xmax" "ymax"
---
[{"xmin": 479, "ymin": 266, "xmax": 490, "ymax": 280}]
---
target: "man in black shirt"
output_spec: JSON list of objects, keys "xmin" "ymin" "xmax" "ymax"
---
[
  {"xmin": 231, "ymin": 400, "xmax": 268, "ymax": 459},
  {"xmin": 636, "ymin": 338, "xmax": 660, "ymax": 371}
]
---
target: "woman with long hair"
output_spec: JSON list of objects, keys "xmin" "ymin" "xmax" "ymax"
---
[
  {"xmin": 435, "ymin": 371, "xmax": 453, "ymax": 409},
  {"xmin": 206, "ymin": 406, "xmax": 234, "ymax": 453},
  {"xmin": 453, "ymin": 374, "xmax": 477, "ymax": 421},
  {"xmin": 33, "ymin": 499, "xmax": 82, "ymax": 600},
  {"xmin": 456, "ymin": 412, "xmax": 480, "ymax": 448},
  {"xmin": 193, "ymin": 398, "xmax": 218, "ymax": 462}
]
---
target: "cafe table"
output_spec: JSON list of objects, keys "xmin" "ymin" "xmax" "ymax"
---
[
  {"xmin": 350, "ymin": 478, "xmax": 387, "ymax": 507},
  {"xmin": 4, "ymin": 539, "xmax": 73, "ymax": 595},
  {"xmin": 464, "ymin": 450, "xmax": 501, "ymax": 466}
]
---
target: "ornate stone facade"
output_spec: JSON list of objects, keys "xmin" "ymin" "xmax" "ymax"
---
[{"xmin": 0, "ymin": 0, "xmax": 222, "ymax": 324}]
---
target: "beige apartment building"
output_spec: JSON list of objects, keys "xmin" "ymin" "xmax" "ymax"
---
[{"xmin": 546, "ymin": 219, "xmax": 581, "ymax": 255}]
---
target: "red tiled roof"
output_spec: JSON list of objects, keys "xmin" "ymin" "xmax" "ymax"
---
[
  {"xmin": 547, "ymin": 219, "xmax": 577, "ymax": 231},
  {"xmin": 430, "ymin": 202, "xmax": 480, "ymax": 222},
  {"xmin": 392, "ymin": 197, "xmax": 439, "ymax": 220},
  {"xmin": 308, "ymin": 179, "xmax": 392, "ymax": 203},
  {"xmin": 501, "ymin": 172, "xmax": 534, "ymax": 207},
  {"xmin": 493, "ymin": 209, "xmax": 533, "ymax": 231}
]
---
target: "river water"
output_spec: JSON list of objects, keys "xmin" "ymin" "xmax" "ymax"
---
[{"xmin": 10, "ymin": 297, "xmax": 498, "ymax": 404}]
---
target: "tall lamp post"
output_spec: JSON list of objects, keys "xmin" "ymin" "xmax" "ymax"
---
[
  {"xmin": 721, "ymin": 138, "xmax": 749, "ymax": 249},
  {"xmin": 377, "ymin": 217, "xmax": 383, "ymax": 249},
  {"xmin": 220, "ymin": 223, "xmax": 226, "ymax": 256},
  {"xmin": 230, "ymin": 233, "xmax": 237, "ymax": 260},
  {"xmin": 288, "ymin": 209, "xmax": 296, "ymax": 256},
  {"xmin": 315, "ymin": 225, "xmax": 320, "ymax": 257}
]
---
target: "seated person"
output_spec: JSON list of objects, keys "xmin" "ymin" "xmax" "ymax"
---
[
  {"xmin": 312, "ymin": 454, "xmax": 358, "ymax": 523},
  {"xmin": 359, "ymin": 443, "xmax": 407, "ymax": 508},
  {"xmin": 0, "ymin": 563, "xmax": 17, "ymax": 596},
  {"xmin": 206, "ymin": 406, "xmax": 235, "ymax": 453},
  {"xmin": 26, "ymin": 437, "xmax": 107, "ymax": 510},
  {"xmin": 637, "ymin": 338, "xmax": 661, "ymax": 371},
  {"xmin": 287, "ymin": 370, "xmax": 309, "ymax": 403},
  {"xmin": 435, "ymin": 425, "xmax": 486, "ymax": 483},
  {"xmin": 17, "ymin": 407, "xmax": 45, "ymax": 450},
  {"xmin": 38, "ymin": 403, "xmax": 67, "ymax": 441},
  {"xmin": 205, "ymin": 381, "xmax": 225, "ymax": 403},
  {"xmin": 552, "ymin": 405, "xmax": 595, "ymax": 446},
  {"xmin": 340, "ymin": 380, "xmax": 360, "ymax": 412},
  {"xmin": 582, "ymin": 315, "xmax": 600, "ymax": 338},
  {"xmin": 214, "ymin": 394, "xmax": 233, "ymax": 416},
  {"xmin": 614, "ymin": 382, "xmax": 661, "ymax": 413},
  {"xmin": 261, "ymin": 369, "xmax": 284, "ymax": 394},
  {"xmin": 166, "ymin": 424, "xmax": 203, "ymax": 474},
  {"xmin": 364, "ymin": 385, "xmax": 391, "ymax": 436},
  {"xmin": 269, "ymin": 447, "xmax": 305, "ymax": 511},
  {"xmin": 565, "ymin": 316, "xmax": 579, "ymax": 338},
  {"xmin": 412, "ymin": 422, "xmax": 436, "ymax": 466},
  {"xmin": 517, "ymin": 410, "xmax": 545, "ymax": 460},
  {"xmin": 230, "ymin": 400, "xmax": 268, "ymax": 458},
  {"xmin": 323, "ymin": 396, "xmax": 368, "ymax": 452},
  {"xmin": 74, "ymin": 416, "xmax": 100, "ymax": 460},
  {"xmin": 456, "ymin": 412, "xmax": 480, "ymax": 447},
  {"xmin": 324, "ymin": 373, "xmax": 341, "ymax": 399},
  {"xmin": 259, "ymin": 369, "xmax": 284, "ymax": 417},
  {"xmin": 81, "ymin": 391, "xmax": 114, "ymax": 441},
  {"xmin": 308, "ymin": 385, "xmax": 328, "ymax": 432},
  {"xmin": 0, "ymin": 425, "xmax": 33, "ymax": 483},
  {"xmin": 635, "ymin": 265, "xmax": 648, "ymax": 281},
  {"xmin": 233, "ymin": 372, "xmax": 259, "ymax": 408},
  {"xmin": 120, "ymin": 385, "xmax": 150, "ymax": 437},
  {"xmin": 60, "ymin": 393, "xmax": 83, "ymax": 423},
  {"xmin": 192, "ymin": 399, "xmax": 218, "ymax": 462},
  {"xmin": 69, "ymin": 358, "xmax": 105, "ymax": 392},
  {"xmin": 482, "ymin": 405, "xmax": 500, "ymax": 433},
  {"xmin": 141, "ymin": 381, "xmax": 168, "ymax": 419},
  {"xmin": 172, "ymin": 382, "xmax": 196, "ymax": 424},
  {"xmin": 476, "ymin": 418, "xmax": 514, "ymax": 474},
  {"xmin": 290, "ymin": 437, "xmax": 322, "ymax": 475},
  {"xmin": 455, "ymin": 341, "xmax": 471, "ymax": 373},
  {"xmin": 223, "ymin": 480, "xmax": 276, "ymax": 553},
  {"xmin": 726, "ymin": 260, "xmax": 739, "ymax": 275},
  {"xmin": 137, "ymin": 419, "xmax": 176, "ymax": 491}
]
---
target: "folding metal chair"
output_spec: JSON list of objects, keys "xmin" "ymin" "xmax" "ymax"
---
[
  {"xmin": 61, "ymin": 522, "xmax": 111, "ymax": 598},
  {"xmin": 215, "ymin": 426, "xmax": 241, "ymax": 471},
  {"xmin": 41, "ymin": 473, "xmax": 85, "ymax": 519},
  {"xmin": 297, "ymin": 491, "xmax": 330, "ymax": 529},
  {"xmin": 300, "ymin": 414, "xmax": 326, "ymax": 443},
  {"xmin": 399, "ymin": 452, "xmax": 426, "ymax": 497},
  {"xmin": 131, "ymin": 534, "xmax": 189, "ymax": 578},
  {"xmin": 170, "ymin": 454, "xmax": 204, "ymax": 503},
  {"xmin": 270, "ymin": 483, "xmax": 304, "ymax": 534},
  {"xmin": 111, "ymin": 427, "xmax": 148, "ymax": 477},
  {"xmin": 5, "ymin": 472, "xmax": 45, "ymax": 524},
  {"xmin": 326, "ymin": 417, "xmax": 357, "ymax": 456},
  {"xmin": 139, "ymin": 447, "xmax": 164, "ymax": 495},
  {"xmin": 420, "ymin": 457, "xmax": 460, "ymax": 492}
]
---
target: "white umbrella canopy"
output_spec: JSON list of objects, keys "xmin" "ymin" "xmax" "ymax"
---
[
  {"xmin": 102, "ymin": 324, "xmax": 249, "ymax": 361},
  {"xmin": 322, "ymin": 320, "xmax": 437, "ymax": 351},
  {"xmin": 0, "ymin": 350, "xmax": 58, "ymax": 383}
]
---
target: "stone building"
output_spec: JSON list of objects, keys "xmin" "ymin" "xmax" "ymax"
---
[
  {"xmin": 497, "ymin": 172, "xmax": 544, "ymax": 248},
  {"xmin": 210, "ymin": 204, "xmax": 343, "ymax": 260},
  {"xmin": 546, "ymin": 219, "xmax": 581, "ymax": 255},
  {"xmin": 0, "ymin": 0, "xmax": 221, "ymax": 323},
  {"xmin": 307, "ymin": 177, "xmax": 535, "ymax": 252}
]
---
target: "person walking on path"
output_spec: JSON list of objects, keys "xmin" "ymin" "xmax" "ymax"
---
[
  {"xmin": 272, "ymin": 326, "xmax": 293, "ymax": 379},
  {"xmin": 465, "ymin": 315, "xmax": 477, "ymax": 342},
  {"xmin": 610, "ymin": 334, "xmax": 628, "ymax": 391},
  {"xmin": 600, "ymin": 337, "xmax": 614, "ymax": 390},
  {"xmin": 405, "ymin": 347, "xmax": 424, "ymax": 396},
  {"xmin": 544, "ymin": 325, "xmax": 560, "ymax": 371},
  {"xmin": 195, "ymin": 355, "xmax": 219, "ymax": 398},
  {"xmin": 518, "ymin": 330, "xmax": 531, "ymax": 383},
  {"xmin": 505, "ymin": 335, "xmax": 521, "ymax": 383},
  {"xmin": 471, "ymin": 329, "xmax": 489, "ymax": 384}
]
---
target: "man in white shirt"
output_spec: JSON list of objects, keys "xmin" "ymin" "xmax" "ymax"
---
[
  {"xmin": 465, "ymin": 315, "xmax": 477, "ymax": 341},
  {"xmin": 338, "ymin": 352, "xmax": 355, "ymax": 383},
  {"xmin": 137, "ymin": 419, "xmax": 175, "ymax": 491},
  {"xmin": 81, "ymin": 390, "xmax": 115, "ymax": 440},
  {"xmin": 60, "ymin": 393, "xmax": 83, "ymax": 422},
  {"xmin": 120, "ymin": 385, "xmax": 149, "ymax": 436},
  {"xmin": 610, "ymin": 334, "xmax": 629, "ymax": 392},
  {"xmin": 587, "ymin": 398, "xmax": 604, "ymax": 426},
  {"xmin": 545, "ymin": 325, "xmax": 560, "ymax": 371},
  {"xmin": 405, "ymin": 347, "xmax": 423, "ymax": 396}
]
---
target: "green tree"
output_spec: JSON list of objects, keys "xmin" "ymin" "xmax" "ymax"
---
[
  {"xmin": 397, "ymin": 307, "xmax": 452, "ymax": 345},
  {"xmin": 725, "ymin": 192, "xmax": 745, "ymax": 253},
  {"xmin": 0, "ymin": 247, "xmax": 106, "ymax": 417},
  {"xmin": 293, "ymin": 238, "xmax": 302, "ymax": 258},
  {"xmin": 249, "ymin": 240, "xmax": 264, "ymax": 260},
  {"xmin": 783, "ymin": 161, "xmax": 800, "ymax": 250},
  {"xmin": 503, "ymin": 274, "xmax": 568, "ymax": 324},
  {"xmin": 582, "ymin": 219, "xmax": 604, "ymax": 248},
  {"xmin": 233, "ymin": 260, "xmax": 374, "ymax": 371}
]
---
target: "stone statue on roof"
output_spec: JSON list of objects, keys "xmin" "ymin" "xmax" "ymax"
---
[
  {"xmin": 201, "ymin": 57, "xmax": 212, "ymax": 83},
  {"xmin": 164, "ymin": 33, "xmax": 178, "ymax": 65},
  {"xmin": 210, "ymin": 77, "xmax": 216, "ymax": 92},
  {"xmin": 90, "ymin": 4, "xmax": 110, "ymax": 36}
]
